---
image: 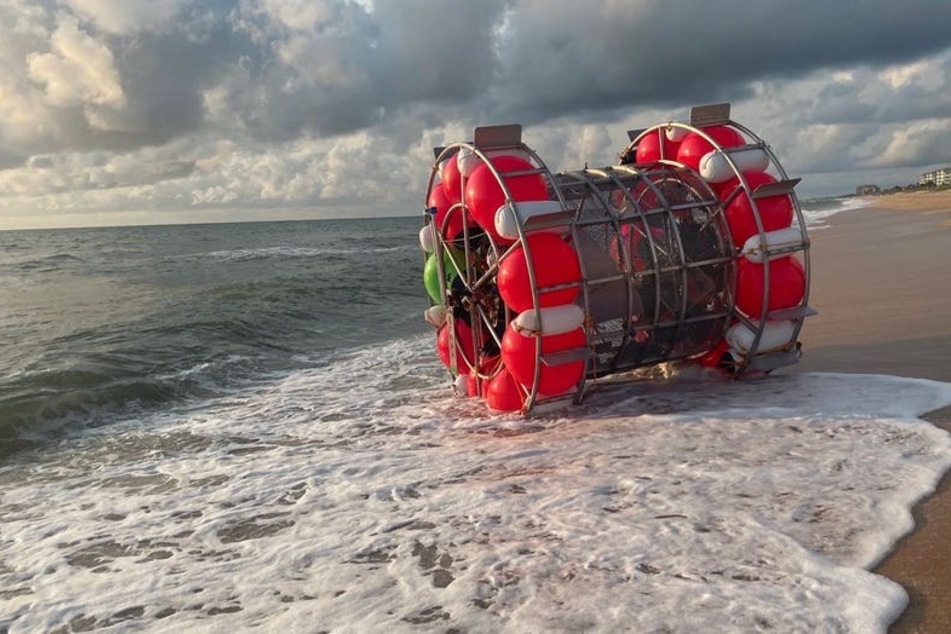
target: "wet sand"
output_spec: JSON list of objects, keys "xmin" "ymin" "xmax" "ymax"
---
[{"xmin": 788, "ymin": 191, "xmax": 951, "ymax": 633}]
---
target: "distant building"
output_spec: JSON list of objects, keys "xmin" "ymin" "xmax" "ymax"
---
[
  {"xmin": 919, "ymin": 167, "xmax": 951, "ymax": 187},
  {"xmin": 855, "ymin": 184, "xmax": 880, "ymax": 195}
]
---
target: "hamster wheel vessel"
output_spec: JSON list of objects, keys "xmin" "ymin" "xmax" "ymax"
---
[{"xmin": 420, "ymin": 103, "xmax": 814, "ymax": 414}]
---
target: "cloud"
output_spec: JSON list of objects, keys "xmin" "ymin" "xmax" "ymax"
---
[
  {"xmin": 27, "ymin": 14, "xmax": 125, "ymax": 111},
  {"xmin": 864, "ymin": 119, "xmax": 951, "ymax": 169},
  {"xmin": 62, "ymin": 0, "xmax": 189, "ymax": 35},
  {"xmin": 487, "ymin": 0, "xmax": 951, "ymax": 123},
  {"xmin": 2, "ymin": 0, "xmax": 951, "ymax": 228}
]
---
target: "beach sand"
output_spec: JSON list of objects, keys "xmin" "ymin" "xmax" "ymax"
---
[{"xmin": 788, "ymin": 190, "xmax": 951, "ymax": 633}]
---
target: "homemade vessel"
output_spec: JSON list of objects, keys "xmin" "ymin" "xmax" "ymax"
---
[{"xmin": 420, "ymin": 103, "xmax": 813, "ymax": 413}]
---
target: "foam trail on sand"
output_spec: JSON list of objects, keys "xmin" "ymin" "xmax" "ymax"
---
[
  {"xmin": 1, "ymin": 338, "xmax": 951, "ymax": 632},
  {"xmin": 801, "ymin": 196, "xmax": 874, "ymax": 228}
]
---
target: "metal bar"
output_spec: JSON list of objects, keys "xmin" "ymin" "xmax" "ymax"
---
[
  {"xmin": 752, "ymin": 178, "xmax": 801, "ymax": 199},
  {"xmin": 767, "ymin": 305, "xmax": 818, "ymax": 320},
  {"xmin": 586, "ymin": 311, "xmax": 733, "ymax": 342},
  {"xmin": 757, "ymin": 243, "xmax": 807, "ymax": 259},
  {"xmin": 522, "ymin": 209, "xmax": 576, "ymax": 230},
  {"xmin": 747, "ymin": 348, "xmax": 800, "ymax": 373},
  {"xmin": 718, "ymin": 141, "xmax": 766, "ymax": 154},
  {"xmin": 627, "ymin": 128, "xmax": 647, "ymax": 142},
  {"xmin": 541, "ymin": 347, "xmax": 592, "ymax": 366},
  {"xmin": 689, "ymin": 103, "xmax": 731, "ymax": 127},
  {"xmin": 473, "ymin": 124, "xmax": 522, "ymax": 148}
]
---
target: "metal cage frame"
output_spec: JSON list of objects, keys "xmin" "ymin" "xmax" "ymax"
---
[{"xmin": 422, "ymin": 103, "xmax": 814, "ymax": 414}]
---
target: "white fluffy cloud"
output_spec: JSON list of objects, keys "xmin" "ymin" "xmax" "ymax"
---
[
  {"xmin": 27, "ymin": 15, "xmax": 125, "ymax": 111},
  {"xmin": 2, "ymin": 0, "xmax": 951, "ymax": 228},
  {"xmin": 62, "ymin": 0, "xmax": 190, "ymax": 34}
]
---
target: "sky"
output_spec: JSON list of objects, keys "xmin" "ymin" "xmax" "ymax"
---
[{"xmin": 2, "ymin": 0, "xmax": 951, "ymax": 230}]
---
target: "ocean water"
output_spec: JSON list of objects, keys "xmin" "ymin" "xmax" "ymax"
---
[
  {"xmin": 0, "ymin": 218, "xmax": 421, "ymax": 449},
  {"xmin": 799, "ymin": 195, "xmax": 874, "ymax": 229},
  {"xmin": 1, "ymin": 207, "xmax": 950, "ymax": 632}
]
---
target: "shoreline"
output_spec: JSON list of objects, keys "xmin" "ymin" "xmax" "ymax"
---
[
  {"xmin": 861, "ymin": 189, "xmax": 951, "ymax": 219},
  {"xmin": 792, "ymin": 190, "xmax": 951, "ymax": 633}
]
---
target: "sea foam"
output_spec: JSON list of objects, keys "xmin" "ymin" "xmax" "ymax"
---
[
  {"xmin": 801, "ymin": 196, "xmax": 874, "ymax": 229},
  {"xmin": 1, "ymin": 337, "xmax": 950, "ymax": 632}
]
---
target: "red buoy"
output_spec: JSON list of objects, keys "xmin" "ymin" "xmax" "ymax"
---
[
  {"xmin": 465, "ymin": 155, "xmax": 548, "ymax": 244},
  {"xmin": 719, "ymin": 171, "xmax": 794, "ymax": 245},
  {"xmin": 466, "ymin": 371, "xmax": 480, "ymax": 397},
  {"xmin": 498, "ymin": 233, "xmax": 581, "ymax": 313},
  {"xmin": 634, "ymin": 129, "xmax": 681, "ymax": 163},
  {"xmin": 428, "ymin": 182, "xmax": 470, "ymax": 242},
  {"xmin": 736, "ymin": 257, "xmax": 805, "ymax": 317},
  {"xmin": 436, "ymin": 319, "xmax": 475, "ymax": 374},
  {"xmin": 440, "ymin": 156, "xmax": 463, "ymax": 203},
  {"xmin": 694, "ymin": 338, "xmax": 733, "ymax": 370},
  {"xmin": 676, "ymin": 125, "xmax": 744, "ymax": 171},
  {"xmin": 486, "ymin": 368, "xmax": 524, "ymax": 412},
  {"xmin": 501, "ymin": 326, "xmax": 586, "ymax": 396}
]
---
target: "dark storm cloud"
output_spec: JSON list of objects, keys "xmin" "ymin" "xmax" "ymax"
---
[
  {"xmin": 805, "ymin": 64, "xmax": 951, "ymax": 127},
  {"xmin": 370, "ymin": 1, "xmax": 505, "ymax": 103},
  {"xmin": 489, "ymin": 0, "xmax": 951, "ymax": 123},
  {"xmin": 78, "ymin": 0, "xmax": 507, "ymax": 146},
  {"xmin": 10, "ymin": 0, "xmax": 951, "ymax": 152},
  {"xmin": 0, "ymin": 148, "xmax": 22, "ymax": 170},
  {"xmin": 218, "ymin": 0, "xmax": 507, "ymax": 141},
  {"xmin": 109, "ymin": 3, "xmax": 258, "ymax": 144}
]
